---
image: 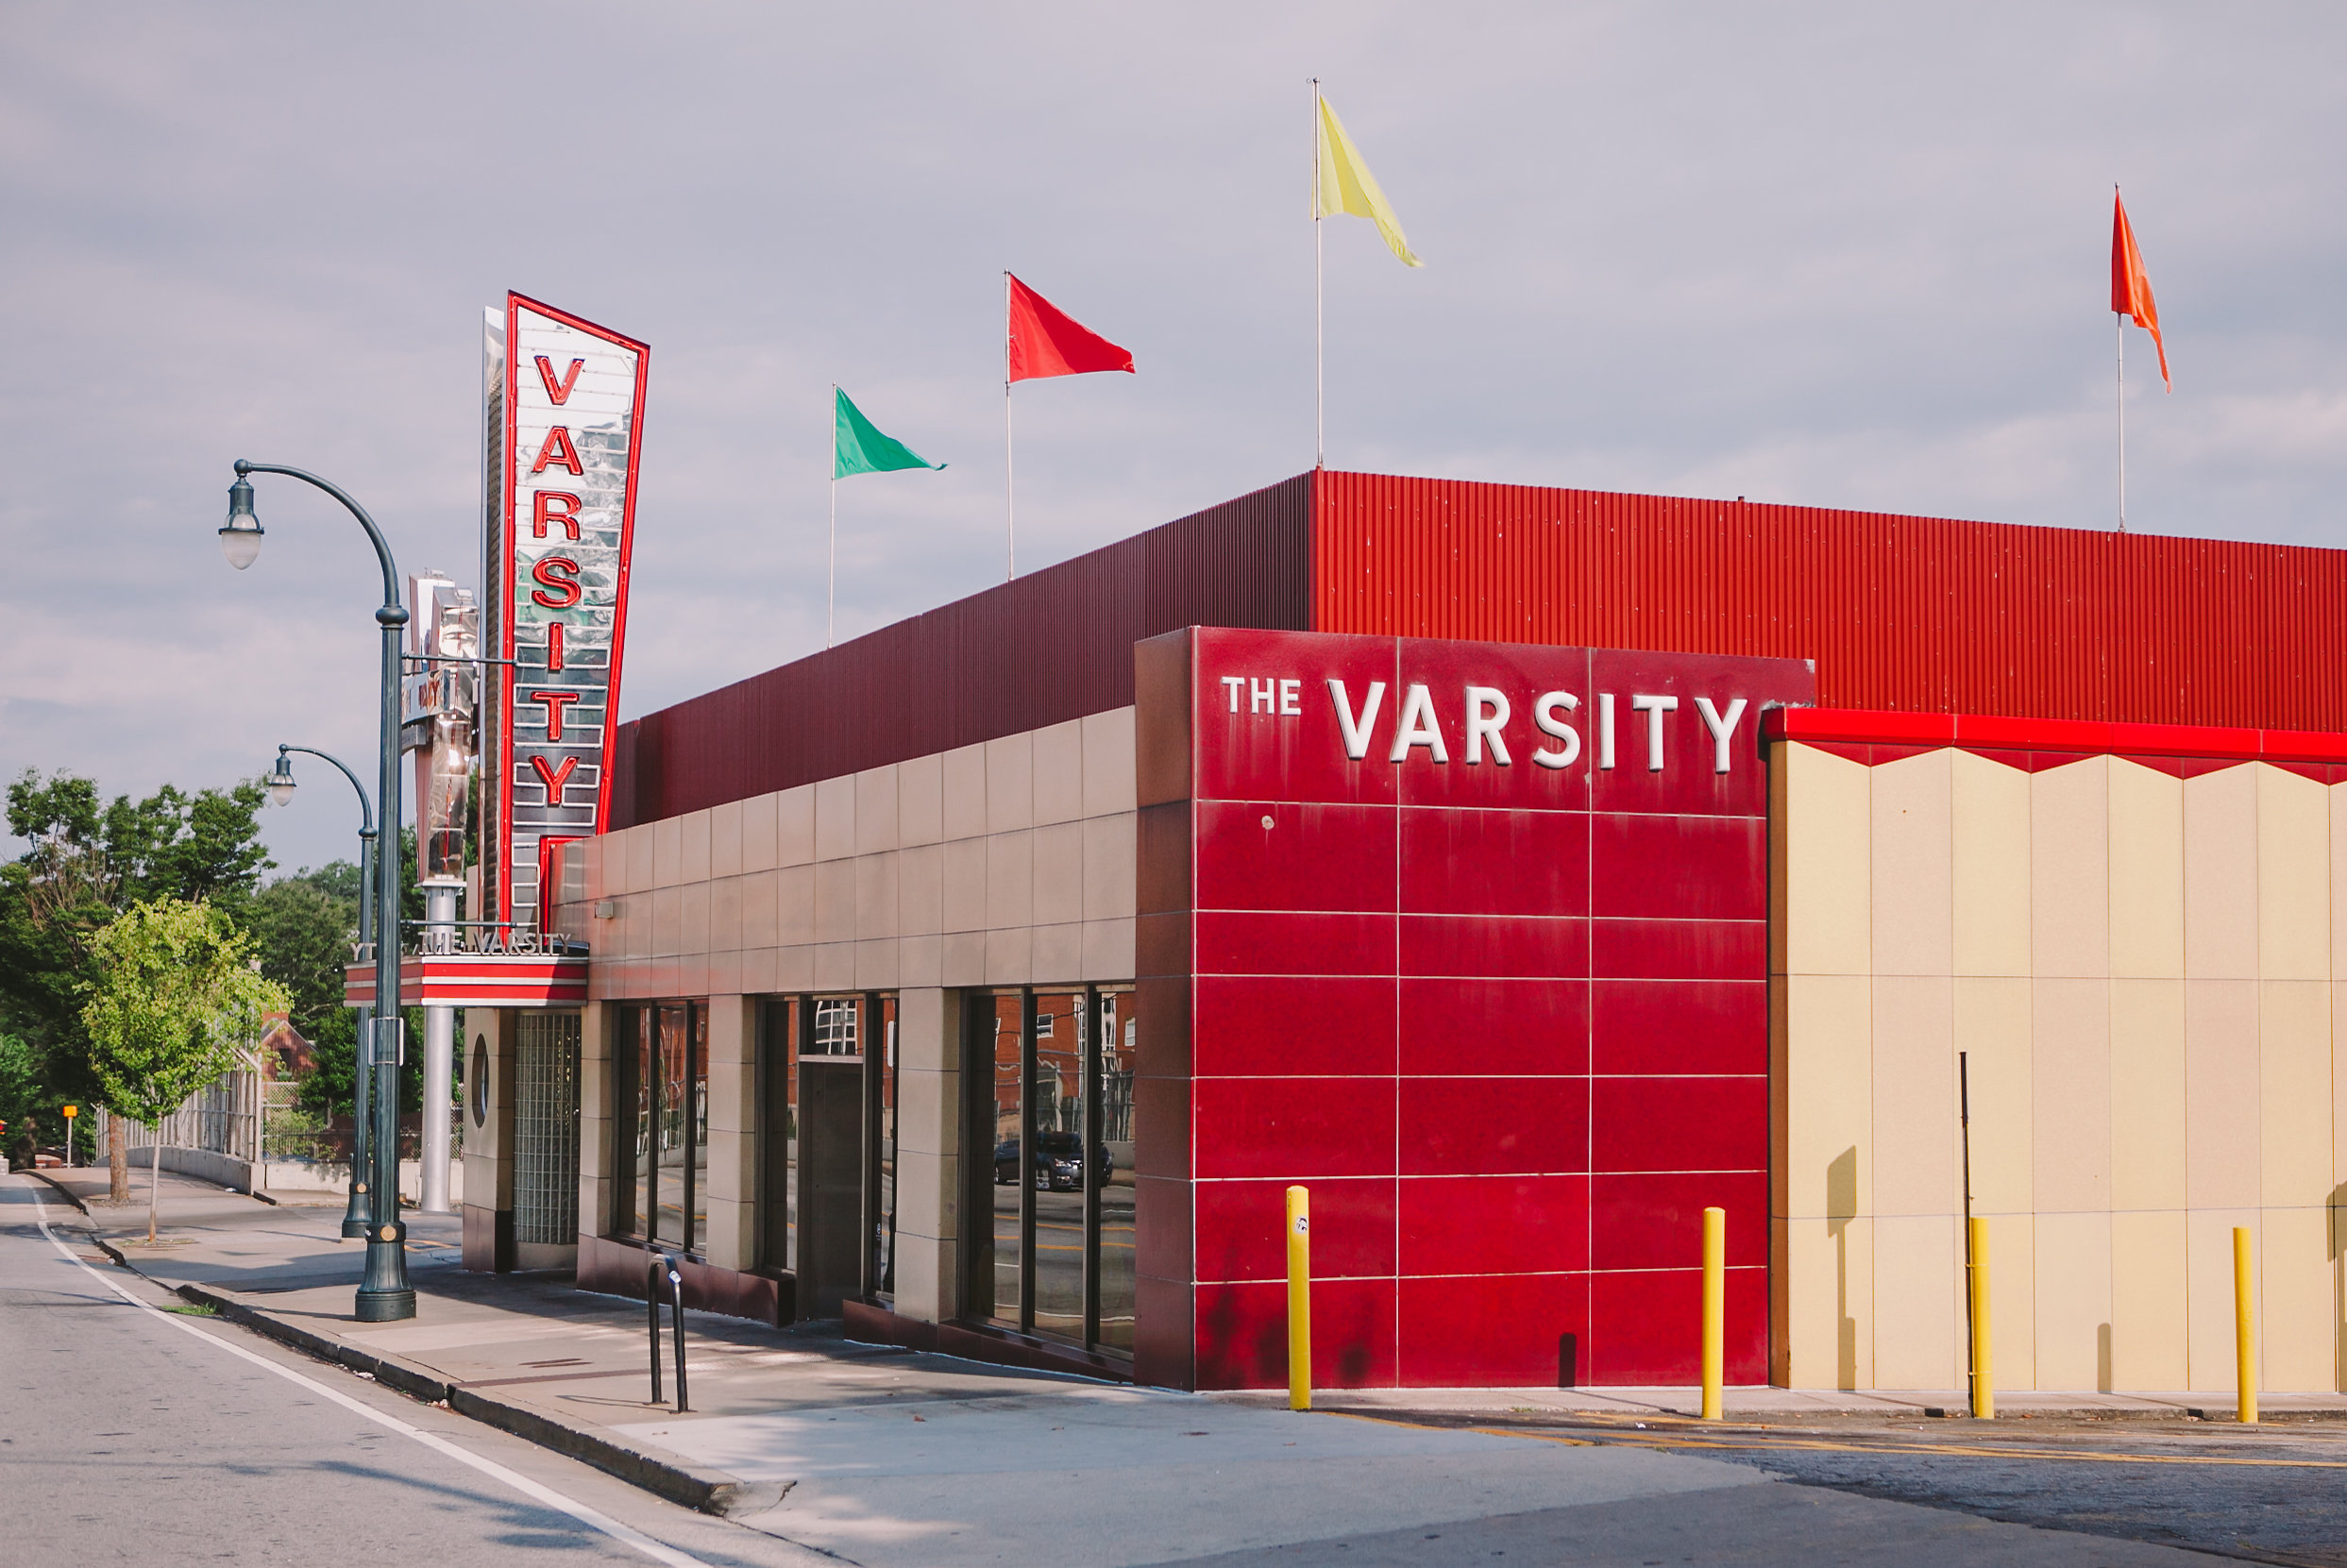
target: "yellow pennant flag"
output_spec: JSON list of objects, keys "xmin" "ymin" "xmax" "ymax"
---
[{"xmin": 1316, "ymin": 95, "xmax": 1423, "ymax": 268}]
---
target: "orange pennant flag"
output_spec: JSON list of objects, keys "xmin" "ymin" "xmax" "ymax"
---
[{"xmin": 2111, "ymin": 189, "xmax": 2170, "ymax": 390}]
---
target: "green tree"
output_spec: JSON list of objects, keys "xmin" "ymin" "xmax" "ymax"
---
[
  {"xmin": 82, "ymin": 900, "xmax": 289, "ymax": 1241},
  {"xmin": 0, "ymin": 769, "xmax": 272, "ymax": 1099}
]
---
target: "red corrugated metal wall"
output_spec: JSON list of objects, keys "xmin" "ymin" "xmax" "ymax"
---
[
  {"xmin": 614, "ymin": 475, "xmax": 1309, "ymax": 826},
  {"xmin": 1310, "ymin": 471, "xmax": 2347, "ymax": 729}
]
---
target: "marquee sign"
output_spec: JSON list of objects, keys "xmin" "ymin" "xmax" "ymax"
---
[{"xmin": 483, "ymin": 293, "xmax": 649, "ymax": 935}]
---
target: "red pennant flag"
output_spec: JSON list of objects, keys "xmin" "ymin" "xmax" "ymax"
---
[
  {"xmin": 1006, "ymin": 274, "xmax": 1134, "ymax": 382},
  {"xmin": 2111, "ymin": 191, "xmax": 2170, "ymax": 390}
]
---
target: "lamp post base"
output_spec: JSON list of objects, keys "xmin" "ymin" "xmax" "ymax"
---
[
  {"xmin": 340, "ymin": 1179, "xmax": 370, "ymax": 1239},
  {"xmin": 356, "ymin": 1223, "xmax": 416, "ymax": 1321}
]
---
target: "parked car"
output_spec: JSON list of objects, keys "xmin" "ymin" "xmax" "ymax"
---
[{"xmin": 992, "ymin": 1131, "xmax": 1112, "ymax": 1191}]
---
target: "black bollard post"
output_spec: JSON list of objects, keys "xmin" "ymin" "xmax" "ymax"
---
[
  {"xmin": 647, "ymin": 1252, "xmax": 665, "ymax": 1406},
  {"xmin": 668, "ymin": 1263, "xmax": 688, "ymax": 1413}
]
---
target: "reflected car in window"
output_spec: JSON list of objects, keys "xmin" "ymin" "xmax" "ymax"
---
[{"xmin": 992, "ymin": 1132, "xmax": 1112, "ymax": 1191}]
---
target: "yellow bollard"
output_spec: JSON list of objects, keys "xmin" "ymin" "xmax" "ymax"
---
[
  {"xmin": 2235, "ymin": 1226, "xmax": 2257, "ymax": 1425},
  {"xmin": 1967, "ymin": 1216, "xmax": 1993, "ymax": 1420},
  {"xmin": 1287, "ymin": 1186, "xmax": 1311, "ymax": 1411},
  {"xmin": 1699, "ymin": 1206, "xmax": 1725, "ymax": 1421}
]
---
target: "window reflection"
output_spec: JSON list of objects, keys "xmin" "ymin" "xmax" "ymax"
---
[
  {"xmin": 1097, "ymin": 989, "xmax": 1138, "ymax": 1353},
  {"xmin": 1032, "ymin": 991, "xmax": 1085, "ymax": 1340},
  {"xmin": 619, "ymin": 1001, "xmax": 705, "ymax": 1256}
]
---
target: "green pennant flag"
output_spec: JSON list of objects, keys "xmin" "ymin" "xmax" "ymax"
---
[{"xmin": 834, "ymin": 386, "xmax": 944, "ymax": 479}]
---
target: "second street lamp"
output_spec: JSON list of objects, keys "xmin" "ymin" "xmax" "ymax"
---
[
  {"xmin": 266, "ymin": 744, "xmax": 378, "ymax": 1241},
  {"xmin": 222, "ymin": 460, "xmax": 414, "ymax": 1322}
]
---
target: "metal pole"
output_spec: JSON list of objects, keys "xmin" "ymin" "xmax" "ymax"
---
[
  {"xmin": 2235, "ymin": 1227, "xmax": 2258, "ymax": 1424},
  {"xmin": 346, "ymin": 822, "xmax": 377, "ymax": 1238},
  {"xmin": 670, "ymin": 1263, "xmax": 689, "ymax": 1412},
  {"xmin": 1313, "ymin": 77, "xmax": 1324, "ymax": 471},
  {"xmin": 236, "ymin": 462, "xmax": 414, "ymax": 1321},
  {"xmin": 827, "ymin": 467, "xmax": 837, "ymax": 649},
  {"xmin": 2117, "ymin": 312, "xmax": 2126, "ymax": 532},
  {"xmin": 1004, "ymin": 273, "xmax": 1016, "ymax": 583},
  {"xmin": 418, "ymin": 884, "xmax": 456, "ymax": 1213},
  {"xmin": 648, "ymin": 1253, "xmax": 664, "ymax": 1405},
  {"xmin": 1286, "ymin": 1185, "xmax": 1310, "ymax": 1410},
  {"xmin": 1699, "ymin": 1206, "xmax": 1725, "ymax": 1420}
]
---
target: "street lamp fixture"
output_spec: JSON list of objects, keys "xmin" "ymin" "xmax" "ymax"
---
[
  {"xmin": 264, "ymin": 750, "xmax": 298, "ymax": 808},
  {"xmin": 268, "ymin": 744, "xmax": 379, "ymax": 1242},
  {"xmin": 220, "ymin": 458, "xmax": 414, "ymax": 1323},
  {"xmin": 219, "ymin": 476, "xmax": 263, "ymax": 570}
]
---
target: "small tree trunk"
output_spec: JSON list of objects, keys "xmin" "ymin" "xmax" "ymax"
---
[
  {"xmin": 109, "ymin": 1117, "xmax": 128, "ymax": 1204},
  {"xmin": 147, "ymin": 1144, "xmax": 161, "ymax": 1243}
]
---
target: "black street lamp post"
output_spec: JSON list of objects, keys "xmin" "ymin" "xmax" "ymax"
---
[
  {"xmin": 266, "ymin": 745, "xmax": 377, "ymax": 1241},
  {"xmin": 222, "ymin": 462, "xmax": 415, "ymax": 1321}
]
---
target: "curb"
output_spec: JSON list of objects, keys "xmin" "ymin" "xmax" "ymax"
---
[
  {"xmin": 173, "ymin": 1282, "xmax": 779, "ymax": 1515},
  {"xmin": 25, "ymin": 1169, "xmax": 93, "ymax": 1216}
]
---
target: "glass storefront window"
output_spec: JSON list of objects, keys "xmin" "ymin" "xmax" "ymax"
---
[
  {"xmin": 756, "ymin": 997, "xmax": 800, "ymax": 1273},
  {"xmin": 967, "ymin": 984, "xmax": 1139, "ymax": 1358},
  {"xmin": 871, "ymin": 996, "xmax": 899, "ymax": 1301},
  {"xmin": 618, "ymin": 1001, "xmax": 706, "ymax": 1256}
]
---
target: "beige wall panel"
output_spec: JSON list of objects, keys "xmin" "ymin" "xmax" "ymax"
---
[
  {"xmin": 897, "ymin": 986, "xmax": 952, "ymax": 1075},
  {"xmin": 2109, "ymin": 1209, "xmax": 2188, "ymax": 1391},
  {"xmin": 1083, "ymin": 813, "xmax": 1139, "ymax": 922},
  {"xmin": 855, "ymin": 850, "xmax": 901, "ymax": 940},
  {"xmin": 625, "ymin": 824, "xmax": 654, "ymax": 896},
  {"xmin": 1081, "ymin": 918, "xmax": 1136, "ymax": 982},
  {"xmin": 2107, "ymin": 761, "xmax": 2185, "ymax": 980},
  {"xmin": 1032, "ymin": 921, "xmax": 1083, "ymax": 985},
  {"xmin": 940, "ymin": 837, "xmax": 987, "ymax": 935},
  {"xmin": 1870, "ymin": 977, "xmax": 1955, "ymax": 1219},
  {"xmin": 740, "ymin": 791, "xmax": 779, "ymax": 874},
  {"xmin": 985, "ymin": 733, "xmax": 1034, "ymax": 835},
  {"xmin": 650, "ymin": 816, "xmax": 683, "ymax": 888},
  {"xmin": 898, "ymin": 843, "xmax": 943, "ymax": 938},
  {"xmin": 2031, "ymin": 756, "xmax": 2110, "ymax": 980},
  {"xmin": 1871, "ymin": 1213, "xmax": 1959, "ymax": 1389},
  {"xmin": 1952, "ymin": 977, "xmax": 2034, "ymax": 1216},
  {"xmin": 941, "ymin": 931, "xmax": 985, "ymax": 988},
  {"xmin": 701, "ymin": 1194, "xmax": 754, "ymax": 1273},
  {"xmin": 1780, "ymin": 974, "xmax": 1873, "ymax": 1222},
  {"xmin": 900, "ymin": 934, "xmax": 942, "ymax": 988},
  {"xmin": 738, "ymin": 869, "xmax": 780, "ymax": 951},
  {"xmin": 2032, "ymin": 978, "xmax": 2112, "ymax": 1214},
  {"xmin": 1082, "ymin": 706, "xmax": 1138, "ymax": 819},
  {"xmin": 2110, "ymin": 978, "xmax": 2188, "ymax": 1212},
  {"xmin": 1951, "ymin": 750, "xmax": 2032, "ymax": 978},
  {"xmin": 2336, "ymin": 983, "xmax": 2347, "ymax": 1188},
  {"xmin": 775, "ymin": 944, "xmax": 814, "ymax": 992},
  {"xmin": 985, "ymin": 926, "xmax": 1032, "ymax": 986},
  {"xmin": 776, "ymin": 865, "xmax": 816, "ymax": 947},
  {"xmin": 2333, "ymin": 786, "xmax": 2347, "ymax": 978},
  {"xmin": 2256, "ymin": 766, "xmax": 2331, "ymax": 982},
  {"xmin": 814, "ymin": 775, "xmax": 856, "ymax": 863},
  {"xmin": 2033, "ymin": 1211, "xmax": 2112, "ymax": 1391},
  {"xmin": 776, "ymin": 785, "xmax": 816, "ymax": 868},
  {"xmin": 942, "ymin": 743, "xmax": 987, "ymax": 841},
  {"xmin": 650, "ymin": 886, "xmax": 682, "ymax": 958},
  {"xmin": 1032, "ymin": 718, "xmax": 1086, "ymax": 827},
  {"xmin": 813, "ymin": 940, "xmax": 856, "ymax": 991},
  {"xmin": 2260, "ymin": 980, "xmax": 2333, "ymax": 1209},
  {"xmin": 1032, "ymin": 821, "xmax": 1085, "ymax": 927},
  {"xmin": 1779, "ymin": 744, "xmax": 1870, "ymax": 978},
  {"xmin": 679, "ymin": 882, "xmax": 711, "ymax": 961},
  {"xmin": 899, "ymin": 755, "xmax": 944, "ymax": 848},
  {"xmin": 853, "ymin": 765, "xmax": 900, "ymax": 856},
  {"xmin": 1869, "ymin": 750, "xmax": 1953, "ymax": 979},
  {"xmin": 2260, "ymin": 1205, "xmax": 2333, "ymax": 1391},
  {"xmin": 1777, "ymin": 1216, "xmax": 1874, "ymax": 1390},
  {"xmin": 709, "ymin": 801, "xmax": 742, "ymax": 880},
  {"xmin": 986, "ymin": 830, "xmax": 1035, "ymax": 930},
  {"xmin": 708, "ymin": 875, "xmax": 743, "ymax": 957},
  {"xmin": 2184, "ymin": 765, "xmax": 2259, "ymax": 981},
  {"xmin": 854, "ymin": 937, "xmax": 900, "ymax": 991},
  {"xmin": 2185, "ymin": 981, "xmax": 2261, "ymax": 1212},
  {"xmin": 2186, "ymin": 1208, "xmax": 2258, "ymax": 1391},
  {"xmin": 1985, "ymin": 1211, "xmax": 2037, "ymax": 1391},
  {"xmin": 679, "ymin": 809, "xmax": 712, "ymax": 887},
  {"xmin": 813, "ymin": 859, "xmax": 855, "ymax": 946}
]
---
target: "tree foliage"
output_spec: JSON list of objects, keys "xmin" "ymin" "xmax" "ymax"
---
[{"xmin": 82, "ymin": 900, "xmax": 290, "ymax": 1126}]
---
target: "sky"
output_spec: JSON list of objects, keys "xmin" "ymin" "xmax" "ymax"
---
[{"xmin": 6, "ymin": 3, "xmax": 2347, "ymax": 874}]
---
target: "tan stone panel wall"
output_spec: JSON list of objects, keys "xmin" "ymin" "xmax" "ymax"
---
[
  {"xmin": 1870, "ymin": 751, "xmax": 1952, "ymax": 978},
  {"xmin": 1777, "ymin": 744, "xmax": 1869, "ymax": 978},
  {"xmin": 2185, "ymin": 766, "xmax": 2259, "ymax": 981},
  {"xmin": 1952, "ymin": 750, "xmax": 2031, "ymax": 978},
  {"xmin": 2258, "ymin": 767, "xmax": 2330, "ymax": 981},
  {"xmin": 2109, "ymin": 979, "xmax": 2187, "ymax": 1213},
  {"xmin": 2031, "ymin": 757, "xmax": 2108, "ymax": 980},
  {"xmin": 2033, "ymin": 1210, "xmax": 2112, "ymax": 1391},
  {"xmin": 2108, "ymin": 760, "xmax": 2184, "ymax": 979},
  {"xmin": 2109, "ymin": 1209, "xmax": 2188, "ymax": 1389}
]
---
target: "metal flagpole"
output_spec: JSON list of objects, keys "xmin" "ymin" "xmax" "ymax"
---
[
  {"xmin": 1313, "ymin": 77, "xmax": 1325, "ymax": 471},
  {"xmin": 1005, "ymin": 272, "xmax": 1016, "ymax": 582},
  {"xmin": 827, "ymin": 479, "xmax": 836, "ymax": 649},
  {"xmin": 2116, "ymin": 312, "xmax": 2127, "ymax": 533}
]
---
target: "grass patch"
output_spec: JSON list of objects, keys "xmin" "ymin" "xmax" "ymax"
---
[{"xmin": 161, "ymin": 1302, "xmax": 219, "ymax": 1316}]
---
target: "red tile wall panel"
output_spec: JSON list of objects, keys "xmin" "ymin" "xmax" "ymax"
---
[
  {"xmin": 1144, "ymin": 626, "xmax": 1814, "ymax": 1391},
  {"xmin": 1311, "ymin": 469, "xmax": 2347, "ymax": 733}
]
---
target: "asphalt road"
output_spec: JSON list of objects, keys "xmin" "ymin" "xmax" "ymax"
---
[
  {"xmin": 2, "ymin": 1171, "xmax": 2288, "ymax": 1566},
  {"xmin": 0, "ymin": 1176, "xmax": 824, "ymax": 1568}
]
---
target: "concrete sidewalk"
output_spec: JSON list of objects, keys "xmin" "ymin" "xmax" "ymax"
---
[{"xmin": 17, "ymin": 1164, "xmax": 2319, "ymax": 1566}]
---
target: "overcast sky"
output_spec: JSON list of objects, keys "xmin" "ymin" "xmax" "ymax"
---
[{"xmin": 7, "ymin": 3, "xmax": 2346, "ymax": 874}]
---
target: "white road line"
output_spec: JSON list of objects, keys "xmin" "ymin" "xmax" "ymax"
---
[{"xmin": 22, "ymin": 1185, "xmax": 715, "ymax": 1568}]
